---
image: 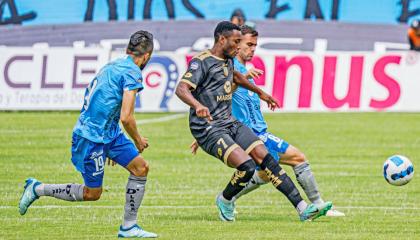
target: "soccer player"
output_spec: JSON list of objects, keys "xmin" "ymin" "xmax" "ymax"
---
[
  {"xmin": 18, "ymin": 31, "xmax": 157, "ymax": 238},
  {"xmin": 176, "ymin": 21, "xmax": 332, "ymax": 222},
  {"xmin": 226, "ymin": 25, "xmax": 345, "ymax": 217}
]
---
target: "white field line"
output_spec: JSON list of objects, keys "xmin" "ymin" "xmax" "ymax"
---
[
  {"xmin": 136, "ymin": 113, "xmax": 185, "ymax": 125},
  {"xmin": 0, "ymin": 114, "xmax": 186, "ymax": 134},
  {"xmin": 1, "ymin": 205, "xmax": 420, "ymax": 210}
]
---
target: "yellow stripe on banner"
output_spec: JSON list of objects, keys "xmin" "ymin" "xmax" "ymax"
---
[
  {"xmin": 245, "ymin": 140, "xmax": 264, "ymax": 154},
  {"xmin": 180, "ymin": 79, "xmax": 197, "ymax": 89},
  {"xmin": 223, "ymin": 143, "xmax": 239, "ymax": 165}
]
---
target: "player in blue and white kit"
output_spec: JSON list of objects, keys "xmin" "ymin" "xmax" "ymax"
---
[
  {"xmin": 19, "ymin": 31, "xmax": 158, "ymax": 238},
  {"xmin": 231, "ymin": 25, "xmax": 344, "ymax": 217}
]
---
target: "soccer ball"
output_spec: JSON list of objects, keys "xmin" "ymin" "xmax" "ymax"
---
[{"xmin": 383, "ymin": 155, "xmax": 414, "ymax": 186}]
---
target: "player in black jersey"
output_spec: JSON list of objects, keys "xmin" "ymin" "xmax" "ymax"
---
[{"xmin": 176, "ymin": 21, "xmax": 332, "ymax": 222}]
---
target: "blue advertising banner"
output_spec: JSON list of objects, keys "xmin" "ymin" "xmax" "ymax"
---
[{"xmin": 0, "ymin": 0, "xmax": 419, "ymax": 26}]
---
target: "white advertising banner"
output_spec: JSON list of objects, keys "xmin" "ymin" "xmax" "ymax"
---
[
  {"xmin": 0, "ymin": 47, "xmax": 110, "ymax": 110},
  {"xmin": 1, "ymin": 47, "xmax": 419, "ymax": 112}
]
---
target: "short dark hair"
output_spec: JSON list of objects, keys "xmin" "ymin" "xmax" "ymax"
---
[
  {"xmin": 214, "ymin": 21, "xmax": 241, "ymax": 42},
  {"xmin": 240, "ymin": 25, "xmax": 258, "ymax": 37},
  {"xmin": 126, "ymin": 30, "xmax": 154, "ymax": 56},
  {"xmin": 230, "ymin": 8, "xmax": 246, "ymax": 22}
]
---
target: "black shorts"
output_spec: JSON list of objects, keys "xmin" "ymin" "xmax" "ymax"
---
[{"xmin": 195, "ymin": 121, "xmax": 263, "ymax": 164}]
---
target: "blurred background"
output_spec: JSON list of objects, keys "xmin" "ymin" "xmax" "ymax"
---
[{"xmin": 0, "ymin": 0, "xmax": 419, "ymax": 112}]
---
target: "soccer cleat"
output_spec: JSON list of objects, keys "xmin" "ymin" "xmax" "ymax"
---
[
  {"xmin": 215, "ymin": 194, "xmax": 235, "ymax": 221},
  {"xmin": 300, "ymin": 201, "xmax": 332, "ymax": 222},
  {"xmin": 118, "ymin": 224, "xmax": 158, "ymax": 238},
  {"xmin": 19, "ymin": 178, "xmax": 41, "ymax": 215},
  {"xmin": 326, "ymin": 208, "xmax": 346, "ymax": 217}
]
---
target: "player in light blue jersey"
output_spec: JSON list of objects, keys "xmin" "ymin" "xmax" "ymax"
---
[
  {"xmin": 192, "ymin": 25, "xmax": 344, "ymax": 217},
  {"xmin": 19, "ymin": 31, "xmax": 158, "ymax": 238}
]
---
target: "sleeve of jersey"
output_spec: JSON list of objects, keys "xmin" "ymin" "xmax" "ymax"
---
[
  {"xmin": 123, "ymin": 70, "xmax": 144, "ymax": 92},
  {"xmin": 180, "ymin": 59, "xmax": 205, "ymax": 90}
]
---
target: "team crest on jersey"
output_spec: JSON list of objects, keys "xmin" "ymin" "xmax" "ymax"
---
[{"xmin": 224, "ymin": 81, "xmax": 232, "ymax": 94}]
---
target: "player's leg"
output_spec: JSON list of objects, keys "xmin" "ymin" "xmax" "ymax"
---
[
  {"xmin": 200, "ymin": 131, "xmax": 256, "ymax": 221},
  {"xmin": 280, "ymin": 144, "xmax": 324, "ymax": 206},
  {"xmin": 280, "ymin": 143, "xmax": 345, "ymax": 217},
  {"xmin": 234, "ymin": 124, "xmax": 332, "ymax": 221},
  {"xmin": 107, "ymin": 133, "xmax": 157, "ymax": 238},
  {"xmin": 231, "ymin": 132, "xmax": 283, "ymax": 201},
  {"xmin": 250, "ymin": 144, "xmax": 331, "ymax": 220},
  {"xmin": 231, "ymin": 170, "xmax": 268, "ymax": 201},
  {"xmin": 19, "ymin": 135, "xmax": 104, "ymax": 215}
]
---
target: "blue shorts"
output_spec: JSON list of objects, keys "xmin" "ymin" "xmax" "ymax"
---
[
  {"xmin": 71, "ymin": 132, "xmax": 139, "ymax": 188},
  {"xmin": 255, "ymin": 131, "xmax": 289, "ymax": 163}
]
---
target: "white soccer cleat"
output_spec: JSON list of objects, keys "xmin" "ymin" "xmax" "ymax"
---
[
  {"xmin": 118, "ymin": 224, "xmax": 158, "ymax": 238},
  {"xmin": 326, "ymin": 209, "xmax": 345, "ymax": 217}
]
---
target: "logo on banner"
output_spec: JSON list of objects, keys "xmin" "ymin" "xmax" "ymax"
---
[{"xmin": 135, "ymin": 55, "xmax": 179, "ymax": 110}]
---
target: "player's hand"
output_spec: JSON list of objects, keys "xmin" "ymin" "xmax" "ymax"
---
[
  {"xmin": 196, "ymin": 104, "xmax": 213, "ymax": 122},
  {"xmin": 190, "ymin": 140, "xmax": 199, "ymax": 155},
  {"xmin": 136, "ymin": 136, "xmax": 149, "ymax": 153},
  {"xmin": 259, "ymin": 92, "xmax": 280, "ymax": 111},
  {"xmin": 107, "ymin": 158, "xmax": 117, "ymax": 166},
  {"xmin": 245, "ymin": 68, "xmax": 264, "ymax": 79}
]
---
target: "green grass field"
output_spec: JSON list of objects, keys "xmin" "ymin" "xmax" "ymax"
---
[{"xmin": 1, "ymin": 112, "xmax": 419, "ymax": 239}]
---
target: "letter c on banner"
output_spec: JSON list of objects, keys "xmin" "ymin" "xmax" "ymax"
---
[
  {"xmin": 143, "ymin": 55, "xmax": 178, "ymax": 110},
  {"xmin": 4, "ymin": 56, "xmax": 33, "ymax": 88},
  {"xmin": 145, "ymin": 71, "xmax": 161, "ymax": 88}
]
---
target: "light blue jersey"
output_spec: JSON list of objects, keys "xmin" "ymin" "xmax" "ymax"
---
[
  {"xmin": 232, "ymin": 58, "xmax": 267, "ymax": 133},
  {"xmin": 73, "ymin": 56, "xmax": 144, "ymax": 144},
  {"xmin": 232, "ymin": 58, "xmax": 289, "ymax": 162}
]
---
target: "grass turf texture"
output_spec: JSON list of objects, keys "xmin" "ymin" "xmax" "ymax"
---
[{"xmin": 1, "ymin": 112, "xmax": 419, "ymax": 239}]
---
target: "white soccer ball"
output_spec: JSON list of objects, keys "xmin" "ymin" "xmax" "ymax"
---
[{"xmin": 383, "ymin": 155, "xmax": 414, "ymax": 186}]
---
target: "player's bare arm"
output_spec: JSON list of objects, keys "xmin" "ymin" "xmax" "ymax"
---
[
  {"xmin": 233, "ymin": 70, "xmax": 279, "ymax": 110},
  {"xmin": 175, "ymin": 82, "xmax": 213, "ymax": 121},
  {"xmin": 121, "ymin": 89, "xmax": 149, "ymax": 153}
]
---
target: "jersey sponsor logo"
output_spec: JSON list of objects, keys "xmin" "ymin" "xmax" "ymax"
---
[
  {"xmin": 216, "ymin": 93, "xmax": 232, "ymax": 102},
  {"xmin": 245, "ymin": 99, "xmax": 257, "ymax": 124}
]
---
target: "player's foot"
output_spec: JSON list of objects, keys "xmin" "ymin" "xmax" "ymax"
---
[
  {"xmin": 300, "ymin": 201, "xmax": 332, "ymax": 222},
  {"xmin": 19, "ymin": 178, "xmax": 41, "ymax": 215},
  {"xmin": 118, "ymin": 224, "xmax": 158, "ymax": 238},
  {"xmin": 326, "ymin": 208, "xmax": 345, "ymax": 217},
  {"xmin": 215, "ymin": 194, "xmax": 235, "ymax": 221}
]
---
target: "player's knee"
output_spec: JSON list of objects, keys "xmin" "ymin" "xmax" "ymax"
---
[
  {"xmin": 293, "ymin": 152, "xmax": 306, "ymax": 163},
  {"xmin": 237, "ymin": 159, "xmax": 256, "ymax": 178},
  {"xmin": 84, "ymin": 188, "xmax": 102, "ymax": 201},
  {"xmin": 131, "ymin": 160, "xmax": 149, "ymax": 177},
  {"xmin": 250, "ymin": 145, "xmax": 268, "ymax": 164}
]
